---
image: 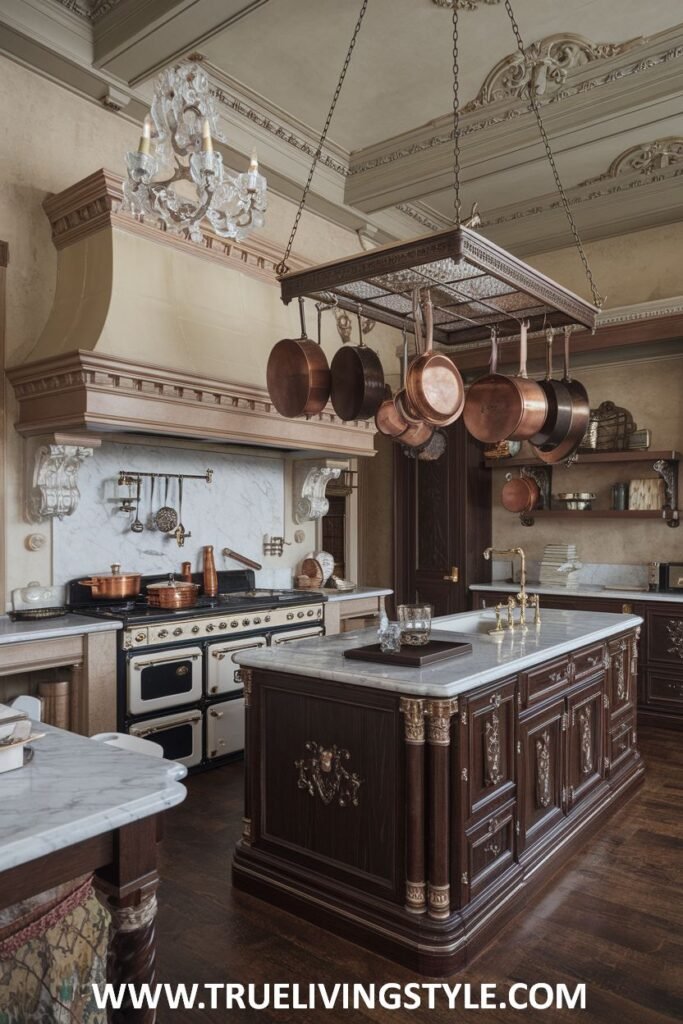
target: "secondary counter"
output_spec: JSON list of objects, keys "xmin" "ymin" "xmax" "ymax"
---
[
  {"xmin": 233, "ymin": 607, "xmax": 643, "ymax": 976},
  {"xmin": 0, "ymin": 613, "xmax": 122, "ymax": 645},
  {"xmin": 235, "ymin": 607, "xmax": 642, "ymax": 697},
  {"xmin": 471, "ymin": 582, "xmax": 683, "ymax": 603}
]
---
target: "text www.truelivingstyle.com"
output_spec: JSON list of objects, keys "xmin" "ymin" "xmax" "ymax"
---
[{"xmin": 92, "ymin": 981, "xmax": 587, "ymax": 1012}]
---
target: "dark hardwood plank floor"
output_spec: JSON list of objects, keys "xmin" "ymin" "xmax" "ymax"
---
[{"xmin": 156, "ymin": 728, "xmax": 682, "ymax": 1023}]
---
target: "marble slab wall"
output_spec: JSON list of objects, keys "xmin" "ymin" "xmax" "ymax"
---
[
  {"xmin": 491, "ymin": 559, "xmax": 648, "ymax": 589},
  {"xmin": 53, "ymin": 442, "xmax": 294, "ymax": 588}
]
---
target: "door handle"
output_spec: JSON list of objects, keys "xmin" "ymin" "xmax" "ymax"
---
[{"xmin": 443, "ymin": 566, "xmax": 459, "ymax": 583}]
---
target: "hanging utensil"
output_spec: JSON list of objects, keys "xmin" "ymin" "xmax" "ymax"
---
[
  {"xmin": 463, "ymin": 321, "xmax": 547, "ymax": 443},
  {"xmin": 145, "ymin": 476, "xmax": 157, "ymax": 531},
  {"xmin": 130, "ymin": 477, "xmax": 144, "ymax": 533},
  {"xmin": 532, "ymin": 325, "xmax": 589, "ymax": 463},
  {"xmin": 528, "ymin": 327, "xmax": 574, "ymax": 450},
  {"xmin": 155, "ymin": 476, "xmax": 178, "ymax": 534},
  {"xmin": 266, "ymin": 297, "xmax": 331, "ymax": 417},
  {"xmin": 330, "ymin": 305, "xmax": 385, "ymax": 421},
  {"xmin": 175, "ymin": 476, "xmax": 191, "ymax": 548},
  {"xmin": 404, "ymin": 289, "xmax": 465, "ymax": 427}
]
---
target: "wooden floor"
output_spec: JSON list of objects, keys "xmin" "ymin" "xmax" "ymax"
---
[{"xmin": 157, "ymin": 728, "xmax": 682, "ymax": 1023}]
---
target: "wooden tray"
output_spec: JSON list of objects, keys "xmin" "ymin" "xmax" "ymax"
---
[{"xmin": 344, "ymin": 639, "xmax": 472, "ymax": 667}]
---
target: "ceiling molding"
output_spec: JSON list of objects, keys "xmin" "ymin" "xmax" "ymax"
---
[
  {"xmin": 431, "ymin": 1, "xmax": 501, "ymax": 8},
  {"xmin": 581, "ymin": 136, "xmax": 683, "ymax": 183},
  {"xmin": 52, "ymin": 0, "xmax": 123, "ymax": 23},
  {"xmin": 462, "ymin": 33, "xmax": 643, "ymax": 113}
]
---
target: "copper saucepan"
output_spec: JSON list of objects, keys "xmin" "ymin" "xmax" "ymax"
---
[
  {"xmin": 405, "ymin": 289, "xmax": 465, "ymax": 427},
  {"xmin": 147, "ymin": 576, "xmax": 200, "ymax": 610},
  {"xmin": 267, "ymin": 297, "xmax": 331, "ymax": 418},
  {"xmin": 501, "ymin": 474, "xmax": 541, "ymax": 514},
  {"xmin": 375, "ymin": 326, "xmax": 413, "ymax": 439},
  {"xmin": 330, "ymin": 307, "xmax": 385, "ymax": 421},
  {"xmin": 463, "ymin": 321, "xmax": 548, "ymax": 443},
  {"xmin": 78, "ymin": 563, "xmax": 141, "ymax": 599}
]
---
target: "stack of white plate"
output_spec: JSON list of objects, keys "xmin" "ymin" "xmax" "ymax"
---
[{"xmin": 539, "ymin": 544, "xmax": 582, "ymax": 588}]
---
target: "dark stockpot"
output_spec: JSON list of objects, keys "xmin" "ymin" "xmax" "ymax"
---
[
  {"xmin": 529, "ymin": 328, "xmax": 574, "ymax": 449},
  {"xmin": 532, "ymin": 326, "xmax": 589, "ymax": 463},
  {"xmin": 463, "ymin": 321, "xmax": 548, "ymax": 443},
  {"xmin": 330, "ymin": 310, "xmax": 385, "ymax": 420},
  {"xmin": 267, "ymin": 297, "xmax": 330, "ymax": 418}
]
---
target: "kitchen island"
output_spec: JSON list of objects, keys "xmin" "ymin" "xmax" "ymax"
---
[{"xmin": 233, "ymin": 608, "xmax": 643, "ymax": 975}]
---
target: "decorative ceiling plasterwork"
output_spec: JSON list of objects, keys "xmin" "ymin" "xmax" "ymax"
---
[
  {"xmin": 349, "ymin": 32, "xmax": 681, "ymax": 176},
  {"xmin": 53, "ymin": 0, "xmax": 122, "ymax": 23},
  {"xmin": 462, "ymin": 33, "xmax": 642, "ymax": 111},
  {"xmin": 476, "ymin": 137, "xmax": 683, "ymax": 230},
  {"xmin": 396, "ymin": 203, "xmax": 444, "ymax": 233},
  {"xmin": 431, "ymin": 0, "xmax": 501, "ymax": 9}
]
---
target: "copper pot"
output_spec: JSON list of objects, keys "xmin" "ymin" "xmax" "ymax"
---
[
  {"xmin": 532, "ymin": 326, "xmax": 590, "ymax": 463},
  {"xmin": 330, "ymin": 308, "xmax": 385, "ymax": 421},
  {"xmin": 501, "ymin": 475, "xmax": 540, "ymax": 514},
  {"xmin": 463, "ymin": 322, "xmax": 548, "ymax": 443},
  {"xmin": 147, "ymin": 577, "xmax": 200, "ymax": 610},
  {"xmin": 78, "ymin": 563, "xmax": 141, "ymax": 599},
  {"xmin": 405, "ymin": 290, "xmax": 465, "ymax": 427},
  {"xmin": 267, "ymin": 297, "xmax": 330, "ymax": 418}
]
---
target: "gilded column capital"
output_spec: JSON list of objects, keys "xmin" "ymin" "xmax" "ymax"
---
[
  {"xmin": 399, "ymin": 697, "xmax": 426, "ymax": 744},
  {"xmin": 425, "ymin": 698, "xmax": 459, "ymax": 745}
]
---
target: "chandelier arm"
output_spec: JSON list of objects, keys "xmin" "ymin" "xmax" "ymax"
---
[
  {"xmin": 275, "ymin": 0, "xmax": 370, "ymax": 277},
  {"xmin": 502, "ymin": 0, "xmax": 604, "ymax": 308}
]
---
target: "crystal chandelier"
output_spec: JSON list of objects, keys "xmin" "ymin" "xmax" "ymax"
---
[{"xmin": 123, "ymin": 62, "xmax": 267, "ymax": 243}]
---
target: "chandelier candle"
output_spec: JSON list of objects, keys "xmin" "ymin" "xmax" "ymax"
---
[{"xmin": 137, "ymin": 115, "xmax": 152, "ymax": 156}]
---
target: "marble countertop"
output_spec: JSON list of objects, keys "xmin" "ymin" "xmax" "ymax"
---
[
  {"xmin": 236, "ymin": 607, "xmax": 642, "ymax": 698},
  {"xmin": 0, "ymin": 724, "xmax": 186, "ymax": 873},
  {"xmin": 315, "ymin": 587, "xmax": 393, "ymax": 604},
  {"xmin": 0, "ymin": 613, "xmax": 122, "ymax": 646},
  {"xmin": 470, "ymin": 582, "xmax": 683, "ymax": 604}
]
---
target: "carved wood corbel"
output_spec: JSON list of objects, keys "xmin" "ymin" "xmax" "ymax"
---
[
  {"xmin": 291, "ymin": 458, "xmax": 347, "ymax": 524},
  {"xmin": 27, "ymin": 435, "xmax": 102, "ymax": 522}
]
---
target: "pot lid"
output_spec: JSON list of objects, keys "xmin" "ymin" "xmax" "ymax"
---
[
  {"xmin": 146, "ymin": 578, "xmax": 199, "ymax": 591},
  {"xmin": 90, "ymin": 563, "xmax": 142, "ymax": 579}
]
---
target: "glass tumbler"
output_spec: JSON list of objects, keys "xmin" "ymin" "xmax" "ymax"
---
[
  {"xmin": 398, "ymin": 604, "xmax": 432, "ymax": 646},
  {"xmin": 378, "ymin": 622, "xmax": 402, "ymax": 654}
]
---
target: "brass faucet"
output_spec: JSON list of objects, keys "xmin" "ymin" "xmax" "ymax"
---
[{"xmin": 483, "ymin": 546, "xmax": 535, "ymax": 630}]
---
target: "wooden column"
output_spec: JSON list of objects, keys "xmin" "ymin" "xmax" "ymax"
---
[
  {"xmin": 241, "ymin": 668, "xmax": 253, "ymax": 846},
  {"xmin": 425, "ymin": 698, "xmax": 458, "ymax": 919},
  {"xmin": 399, "ymin": 697, "xmax": 426, "ymax": 913},
  {"xmin": 95, "ymin": 817, "xmax": 159, "ymax": 1024}
]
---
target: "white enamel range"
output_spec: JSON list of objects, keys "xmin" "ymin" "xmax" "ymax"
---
[{"xmin": 66, "ymin": 571, "xmax": 325, "ymax": 771}]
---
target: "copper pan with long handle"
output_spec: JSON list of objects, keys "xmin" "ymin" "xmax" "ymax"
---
[
  {"xmin": 463, "ymin": 320, "xmax": 548, "ymax": 443},
  {"xmin": 405, "ymin": 289, "xmax": 465, "ymax": 427},
  {"xmin": 267, "ymin": 297, "xmax": 330, "ymax": 418},
  {"xmin": 375, "ymin": 326, "xmax": 411, "ymax": 438},
  {"xmin": 532, "ymin": 326, "xmax": 589, "ymax": 463}
]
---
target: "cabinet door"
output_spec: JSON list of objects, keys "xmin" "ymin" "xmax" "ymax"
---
[
  {"xmin": 646, "ymin": 607, "xmax": 683, "ymax": 670},
  {"xmin": 517, "ymin": 697, "xmax": 565, "ymax": 855},
  {"xmin": 607, "ymin": 635, "xmax": 633, "ymax": 719},
  {"xmin": 460, "ymin": 680, "xmax": 516, "ymax": 822},
  {"xmin": 567, "ymin": 677, "xmax": 606, "ymax": 810}
]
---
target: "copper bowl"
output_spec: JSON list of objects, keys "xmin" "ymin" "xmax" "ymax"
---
[{"xmin": 146, "ymin": 579, "xmax": 200, "ymax": 610}]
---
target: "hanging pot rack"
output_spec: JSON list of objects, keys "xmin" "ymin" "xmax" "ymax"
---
[{"xmin": 274, "ymin": 0, "xmax": 602, "ymax": 345}]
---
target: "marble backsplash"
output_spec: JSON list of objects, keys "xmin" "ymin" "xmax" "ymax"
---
[
  {"xmin": 53, "ymin": 442, "xmax": 293, "ymax": 588},
  {"xmin": 491, "ymin": 559, "xmax": 649, "ymax": 589}
]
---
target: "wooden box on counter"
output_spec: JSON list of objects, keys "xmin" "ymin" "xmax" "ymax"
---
[{"xmin": 471, "ymin": 592, "xmax": 683, "ymax": 730}]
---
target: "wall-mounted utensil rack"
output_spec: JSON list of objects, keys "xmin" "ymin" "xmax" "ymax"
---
[{"xmin": 118, "ymin": 470, "xmax": 213, "ymax": 485}]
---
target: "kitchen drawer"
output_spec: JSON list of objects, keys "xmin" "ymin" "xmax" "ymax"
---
[
  {"xmin": 521, "ymin": 655, "xmax": 570, "ymax": 706},
  {"xmin": 646, "ymin": 608, "xmax": 683, "ymax": 669},
  {"xmin": 643, "ymin": 669, "xmax": 683, "ymax": 709},
  {"xmin": 573, "ymin": 643, "xmax": 607, "ymax": 680},
  {"xmin": 207, "ymin": 636, "xmax": 267, "ymax": 696},
  {"xmin": 459, "ymin": 680, "xmax": 516, "ymax": 820},
  {"xmin": 609, "ymin": 711, "xmax": 637, "ymax": 775},
  {"xmin": 462, "ymin": 800, "xmax": 516, "ymax": 901}
]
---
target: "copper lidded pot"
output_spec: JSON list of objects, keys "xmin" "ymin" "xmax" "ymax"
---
[
  {"xmin": 78, "ymin": 563, "xmax": 142, "ymax": 599},
  {"xmin": 147, "ymin": 576, "xmax": 200, "ymax": 610}
]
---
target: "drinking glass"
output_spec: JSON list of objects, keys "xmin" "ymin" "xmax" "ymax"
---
[
  {"xmin": 378, "ymin": 622, "xmax": 402, "ymax": 654},
  {"xmin": 398, "ymin": 604, "xmax": 432, "ymax": 646}
]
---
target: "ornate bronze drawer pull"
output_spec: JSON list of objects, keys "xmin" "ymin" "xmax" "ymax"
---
[{"xmin": 295, "ymin": 741, "xmax": 363, "ymax": 807}]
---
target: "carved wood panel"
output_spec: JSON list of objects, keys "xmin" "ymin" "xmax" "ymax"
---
[
  {"xmin": 460, "ymin": 679, "xmax": 516, "ymax": 822},
  {"xmin": 517, "ymin": 697, "xmax": 565, "ymax": 855},
  {"xmin": 566, "ymin": 676, "xmax": 606, "ymax": 810}
]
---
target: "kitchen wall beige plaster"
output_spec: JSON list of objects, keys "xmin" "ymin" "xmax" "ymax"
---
[{"xmin": 491, "ymin": 353, "xmax": 683, "ymax": 566}]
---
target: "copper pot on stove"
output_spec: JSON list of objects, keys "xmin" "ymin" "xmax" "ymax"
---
[
  {"xmin": 147, "ymin": 575, "xmax": 200, "ymax": 610},
  {"xmin": 78, "ymin": 563, "xmax": 142, "ymax": 599}
]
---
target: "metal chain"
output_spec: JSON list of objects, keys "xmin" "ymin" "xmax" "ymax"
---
[
  {"xmin": 503, "ymin": 0, "xmax": 604, "ymax": 308},
  {"xmin": 451, "ymin": 1, "xmax": 461, "ymax": 225},
  {"xmin": 275, "ymin": 0, "xmax": 370, "ymax": 276}
]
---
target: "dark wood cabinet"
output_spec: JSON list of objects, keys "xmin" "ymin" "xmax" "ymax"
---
[
  {"xmin": 472, "ymin": 590, "xmax": 682, "ymax": 729},
  {"xmin": 567, "ymin": 677, "xmax": 606, "ymax": 810},
  {"xmin": 517, "ymin": 697, "xmax": 566, "ymax": 856},
  {"xmin": 458, "ymin": 679, "xmax": 516, "ymax": 822}
]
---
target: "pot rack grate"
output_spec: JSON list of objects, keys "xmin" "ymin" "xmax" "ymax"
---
[{"xmin": 279, "ymin": 226, "xmax": 598, "ymax": 345}]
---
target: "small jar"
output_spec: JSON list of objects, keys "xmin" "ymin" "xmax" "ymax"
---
[{"xmin": 611, "ymin": 483, "xmax": 628, "ymax": 511}]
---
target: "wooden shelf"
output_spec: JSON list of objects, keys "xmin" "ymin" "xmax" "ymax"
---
[
  {"xmin": 531, "ymin": 509, "xmax": 666, "ymax": 520},
  {"xmin": 484, "ymin": 449, "xmax": 680, "ymax": 468}
]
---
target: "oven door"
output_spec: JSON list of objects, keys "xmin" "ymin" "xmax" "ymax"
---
[
  {"xmin": 127, "ymin": 646, "xmax": 202, "ymax": 716},
  {"xmin": 206, "ymin": 637, "xmax": 267, "ymax": 696},
  {"xmin": 206, "ymin": 698, "xmax": 245, "ymax": 760},
  {"xmin": 271, "ymin": 626, "xmax": 324, "ymax": 646},
  {"xmin": 129, "ymin": 709, "xmax": 202, "ymax": 767}
]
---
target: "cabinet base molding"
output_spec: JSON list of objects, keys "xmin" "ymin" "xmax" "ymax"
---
[{"xmin": 233, "ymin": 762, "xmax": 644, "ymax": 976}]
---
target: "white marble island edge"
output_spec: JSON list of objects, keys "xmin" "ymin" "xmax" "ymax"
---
[{"xmin": 235, "ymin": 608, "xmax": 642, "ymax": 698}]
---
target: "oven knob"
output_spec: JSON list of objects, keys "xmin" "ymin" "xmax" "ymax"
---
[
  {"xmin": 219, "ymin": 621, "xmax": 228, "ymax": 629},
  {"xmin": 206, "ymin": 623, "xmax": 215, "ymax": 632},
  {"xmin": 265, "ymin": 615, "xmax": 271, "ymax": 623},
  {"xmin": 191, "ymin": 625, "xmax": 200, "ymax": 634},
  {"xmin": 173, "ymin": 627, "xmax": 183, "ymax": 637},
  {"xmin": 135, "ymin": 632, "xmax": 146, "ymax": 643},
  {"xmin": 242, "ymin": 618, "xmax": 250, "ymax": 627},
  {"xmin": 286, "ymin": 612, "xmax": 294, "ymax": 621},
  {"xmin": 253, "ymin": 616, "xmax": 261, "ymax": 624},
  {"xmin": 158, "ymin": 629, "xmax": 169, "ymax": 639},
  {"xmin": 231, "ymin": 620, "xmax": 239, "ymax": 628},
  {"xmin": 307, "ymin": 610, "xmax": 314, "ymax": 617},
  {"xmin": 297, "ymin": 611, "xmax": 305, "ymax": 619}
]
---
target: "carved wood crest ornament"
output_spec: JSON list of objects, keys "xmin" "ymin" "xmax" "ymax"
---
[
  {"xmin": 535, "ymin": 729, "xmax": 552, "ymax": 809},
  {"xmin": 295, "ymin": 742, "xmax": 363, "ymax": 807}
]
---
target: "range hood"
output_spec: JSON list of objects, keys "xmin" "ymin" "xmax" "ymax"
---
[{"xmin": 7, "ymin": 170, "xmax": 376, "ymax": 458}]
